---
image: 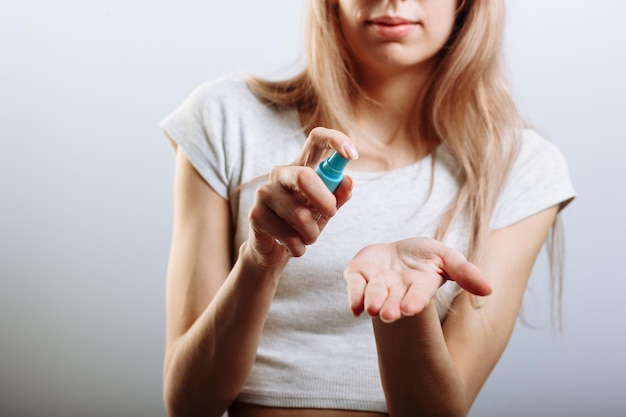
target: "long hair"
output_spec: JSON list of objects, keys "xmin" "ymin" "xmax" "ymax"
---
[
  {"xmin": 245, "ymin": 0, "xmax": 358, "ymax": 133},
  {"xmin": 246, "ymin": 0, "xmax": 565, "ymax": 327},
  {"xmin": 247, "ymin": 0, "xmax": 521, "ymax": 261},
  {"xmin": 424, "ymin": 0, "xmax": 521, "ymax": 262}
]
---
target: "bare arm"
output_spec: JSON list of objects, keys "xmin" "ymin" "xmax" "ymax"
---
[
  {"xmin": 163, "ymin": 148, "xmax": 285, "ymax": 417},
  {"xmin": 163, "ymin": 129, "xmax": 357, "ymax": 417},
  {"xmin": 345, "ymin": 206, "xmax": 559, "ymax": 417}
]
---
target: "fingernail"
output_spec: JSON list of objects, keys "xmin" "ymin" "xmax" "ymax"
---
[
  {"xmin": 343, "ymin": 143, "xmax": 359, "ymax": 160},
  {"xmin": 379, "ymin": 315, "xmax": 393, "ymax": 324}
]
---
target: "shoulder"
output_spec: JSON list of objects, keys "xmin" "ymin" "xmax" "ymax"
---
[
  {"xmin": 183, "ymin": 74, "xmax": 266, "ymax": 115},
  {"xmin": 160, "ymin": 75, "xmax": 260, "ymax": 135},
  {"xmin": 184, "ymin": 74, "xmax": 299, "ymax": 133},
  {"xmin": 491, "ymin": 129, "xmax": 576, "ymax": 229},
  {"xmin": 515, "ymin": 128, "xmax": 568, "ymax": 169},
  {"xmin": 161, "ymin": 73, "xmax": 300, "ymax": 150},
  {"xmin": 508, "ymin": 129, "xmax": 573, "ymax": 193}
]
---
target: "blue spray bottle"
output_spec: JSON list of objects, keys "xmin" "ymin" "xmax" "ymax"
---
[{"xmin": 315, "ymin": 152, "xmax": 349, "ymax": 193}]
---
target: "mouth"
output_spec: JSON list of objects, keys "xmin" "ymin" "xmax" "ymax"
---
[
  {"xmin": 367, "ymin": 16, "xmax": 418, "ymax": 26},
  {"xmin": 366, "ymin": 15, "xmax": 418, "ymax": 38}
]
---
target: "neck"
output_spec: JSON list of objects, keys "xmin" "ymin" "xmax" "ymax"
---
[
  {"xmin": 356, "ymin": 61, "xmax": 432, "ymax": 114},
  {"xmin": 361, "ymin": 78, "xmax": 422, "ymax": 116},
  {"xmin": 343, "ymin": 68, "xmax": 435, "ymax": 171},
  {"xmin": 351, "ymin": 65, "xmax": 432, "ymax": 146}
]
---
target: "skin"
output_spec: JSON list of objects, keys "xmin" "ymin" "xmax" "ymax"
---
[
  {"xmin": 334, "ymin": 0, "xmax": 457, "ymax": 168},
  {"xmin": 337, "ymin": 0, "xmax": 455, "ymax": 78},
  {"xmin": 163, "ymin": 1, "xmax": 561, "ymax": 416}
]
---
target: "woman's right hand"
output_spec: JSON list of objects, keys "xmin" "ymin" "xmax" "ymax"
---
[
  {"xmin": 165, "ymin": 136, "xmax": 357, "ymax": 416},
  {"xmin": 246, "ymin": 127, "xmax": 359, "ymax": 268}
]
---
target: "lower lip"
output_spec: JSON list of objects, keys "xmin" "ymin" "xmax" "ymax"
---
[{"xmin": 368, "ymin": 22, "xmax": 416, "ymax": 39}]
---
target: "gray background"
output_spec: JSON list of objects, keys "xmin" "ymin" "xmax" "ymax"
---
[{"xmin": 1, "ymin": 1, "xmax": 623, "ymax": 416}]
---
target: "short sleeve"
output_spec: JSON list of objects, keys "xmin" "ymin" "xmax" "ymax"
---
[
  {"xmin": 491, "ymin": 129, "xmax": 576, "ymax": 230},
  {"xmin": 159, "ymin": 78, "xmax": 236, "ymax": 200}
]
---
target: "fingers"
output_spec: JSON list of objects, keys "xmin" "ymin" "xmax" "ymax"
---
[
  {"xmin": 251, "ymin": 174, "xmax": 324, "ymax": 257},
  {"xmin": 404, "ymin": 237, "xmax": 491, "ymax": 296},
  {"xmin": 346, "ymin": 267, "xmax": 413, "ymax": 323},
  {"xmin": 248, "ymin": 127, "xmax": 357, "ymax": 263},
  {"xmin": 364, "ymin": 276, "xmax": 390, "ymax": 318},
  {"xmin": 250, "ymin": 169, "xmax": 354, "ymax": 260},
  {"xmin": 344, "ymin": 270, "xmax": 367, "ymax": 316},
  {"xmin": 371, "ymin": 272, "xmax": 441, "ymax": 322},
  {"xmin": 248, "ymin": 127, "xmax": 356, "ymax": 266},
  {"xmin": 376, "ymin": 281, "xmax": 405, "ymax": 323},
  {"xmin": 269, "ymin": 165, "xmax": 339, "ymax": 219},
  {"xmin": 343, "ymin": 238, "xmax": 492, "ymax": 324},
  {"xmin": 399, "ymin": 275, "xmax": 444, "ymax": 316},
  {"xmin": 294, "ymin": 127, "xmax": 359, "ymax": 167},
  {"xmin": 344, "ymin": 258, "xmax": 408, "ymax": 322},
  {"xmin": 439, "ymin": 246, "xmax": 492, "ymax": 296},
  {"xmin": 249, "ymin": 194, "xmax": 310, "ymax": 257},
  {"xmin": 332, "ymin": 175, "xmax": 354, "ymax": 210}
]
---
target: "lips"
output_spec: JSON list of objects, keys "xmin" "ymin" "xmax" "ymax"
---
[
  {"xmin": 368, "ymin": 16, "xmax": 416, "ymax": 26},
  {"xmin": 366, "ymin": 15, "xmax": 418, "ymax": 39}
]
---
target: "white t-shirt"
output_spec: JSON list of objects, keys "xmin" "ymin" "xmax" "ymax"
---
[{"xmin": 160, "ymin": 75, "xmax": 576, "ymax": 413}]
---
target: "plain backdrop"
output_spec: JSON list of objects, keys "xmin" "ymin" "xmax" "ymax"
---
[{"xmin": 1, "ymin": 1, "xmax": 624, "ymax": 416}]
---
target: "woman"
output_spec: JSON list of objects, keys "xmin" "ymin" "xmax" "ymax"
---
[{"xmin": 159, "ymin": 0, "xmax": 575, "ymax": 416}]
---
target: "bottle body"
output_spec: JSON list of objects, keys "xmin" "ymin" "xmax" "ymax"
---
[{"xmin": 315, "ymin": 152, "xmax": 349, "ymax": 192}]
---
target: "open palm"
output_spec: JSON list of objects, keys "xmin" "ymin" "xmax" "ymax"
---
[{"xmin": 344, "ymin": 237, "xmax": 491, "ymax": 323}]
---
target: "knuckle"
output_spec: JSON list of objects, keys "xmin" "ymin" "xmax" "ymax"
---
[
  {"xmin": 292, "ymin": 205, "xmax": 311, "ymax": 224},
  {"xmin": 287, "ymin": 240, "xmax": 306, "ymax": 258},
  {"xmin": 255, "ymin": 184, "xmax": 271, "ymax": 199},
  {"xmin": 255, "ymin": 184, "xmax": 264, "ymax": 196},
  {"xmin": 268, "ymin": 165, "xmax": 283, "ymax": 183},
  {"xmin": 308, "ymin": 126, "xmax": 325, "ymax": 140},
  {"xmin": 294, "ymin": 166, "xmax": 314, "ymax": 186},
  {"xmin": 302, "ymin": 230, "xmax": 319, "ymax": 246},
  {"xmin": 248, "ymin": 205, "xmax": 264, "ymax": 226}
]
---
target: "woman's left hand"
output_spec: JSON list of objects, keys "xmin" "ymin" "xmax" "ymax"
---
[{"xmin": 343, "ymin": 237, "xmax": 492, "ymax": 323}]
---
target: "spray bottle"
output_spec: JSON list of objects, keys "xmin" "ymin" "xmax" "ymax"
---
[{"xmin": 315, "ymin": 151, "xmax": 350, "ymax": 192}]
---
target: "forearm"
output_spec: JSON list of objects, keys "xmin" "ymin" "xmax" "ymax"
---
[
  {"xmin": 373, "ymin": 302, "xmax": 468, "ymax": 417},
  {"xmin": 164, "ymin": 241, "xmax": 284, "ymax": 417}
]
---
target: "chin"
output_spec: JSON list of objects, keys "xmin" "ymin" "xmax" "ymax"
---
[{"xmin": 370, "ymin": 52, "xmax": 434, "ymax": 73}]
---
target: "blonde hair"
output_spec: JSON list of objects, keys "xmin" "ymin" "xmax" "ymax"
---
[
  {"xmin": 245, "ymin": 0, "xmax": 358, "ymax": 133},
  {"xmin": 248, "ymin": 0, "xmax": 519, "ymax": 259},
  {"xmin": 424, "ymin": 0, "xmax": 521, "ymax": 262},
  {"xmin": 246, "ymin": 0, "xmax": 563, "ymax": 324}
]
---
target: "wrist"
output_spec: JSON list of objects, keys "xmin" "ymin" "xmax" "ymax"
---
[{"xmin": 237, "ymin": 240, "xmax": 288, "ymax": 283}]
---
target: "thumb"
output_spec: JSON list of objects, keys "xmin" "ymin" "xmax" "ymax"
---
[{"xmin": 440, "ymin": 246, "xmax": 491, "ymax": 296}]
